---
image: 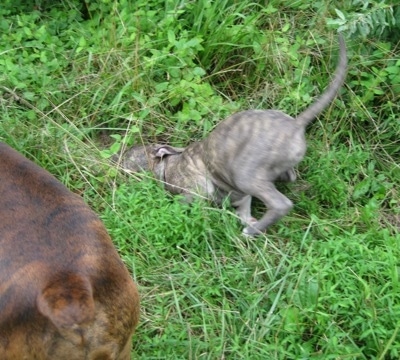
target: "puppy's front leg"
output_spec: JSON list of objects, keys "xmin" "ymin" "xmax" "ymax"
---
[
  {"xmin": 232, "ymin": 195, "xmax": 256, "ymax": 225},
  {"xmin": 277, "ymin": 168, "xmax": 296, "ymax": 182}
]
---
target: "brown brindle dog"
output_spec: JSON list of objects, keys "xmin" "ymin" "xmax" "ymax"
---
[{"xmin": 0, "ymin": 142, "xmax": 140, "ymax": 360}]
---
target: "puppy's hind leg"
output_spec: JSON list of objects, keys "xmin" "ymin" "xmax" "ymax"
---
[{"xmin": 242, "ymin": 183, "xmax": 293, "ymax": 236}]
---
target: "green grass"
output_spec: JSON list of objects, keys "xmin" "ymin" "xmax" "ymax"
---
[{"xmin": 1, "ymin": 0, "xmax": 399, "ymax": 359}]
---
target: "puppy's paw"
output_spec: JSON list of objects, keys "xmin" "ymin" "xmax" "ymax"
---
[{"xmin": 242, "ymin": 224, "xmax": 263, "ymax": 237}]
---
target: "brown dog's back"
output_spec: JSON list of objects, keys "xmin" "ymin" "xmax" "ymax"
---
[{"xmin": 0, "ymin": 142, "xmax": 139, "ymax": 360}]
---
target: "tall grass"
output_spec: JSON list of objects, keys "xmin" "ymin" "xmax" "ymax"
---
[{"xmin": 0, "ymin": 0, "xmax": 399, "ymax": 358}]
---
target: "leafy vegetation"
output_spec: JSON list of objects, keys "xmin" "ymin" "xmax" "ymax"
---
[{"xmin": 1, "ymin": 0, "xmax": 399, "ymax": 358}]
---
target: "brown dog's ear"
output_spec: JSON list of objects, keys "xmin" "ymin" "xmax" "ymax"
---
[
  {"xmin": 154, "ymin": 145, "xmax": 184, "ymax": 159},
  {"xmin": 37, "ymin": 273, "xmax": 95, "ymax": 344}
]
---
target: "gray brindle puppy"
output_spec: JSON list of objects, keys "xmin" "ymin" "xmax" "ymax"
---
[{"xmin": 116, "ymin": 35, "xmax": 347, "ymax": 236}]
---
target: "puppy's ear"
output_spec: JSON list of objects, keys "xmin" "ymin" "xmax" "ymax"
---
[{"xmin": 154, "ymin": 145, "xmax": 183, "ymax": 159}]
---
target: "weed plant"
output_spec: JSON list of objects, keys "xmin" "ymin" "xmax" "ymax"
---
[{"xmin": 0, "ymin": 0, "xmax": 399, "ymax": 358}]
